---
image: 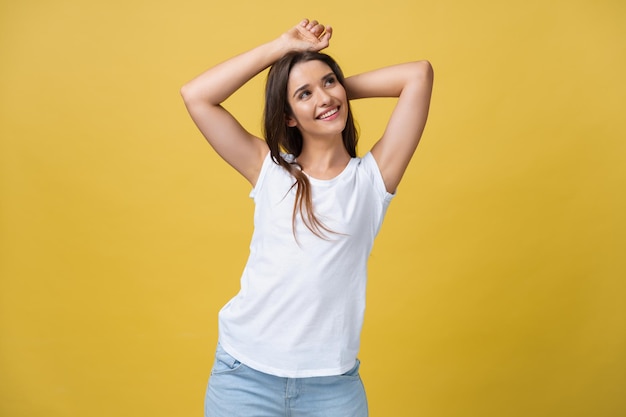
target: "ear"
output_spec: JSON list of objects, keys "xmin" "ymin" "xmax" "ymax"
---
[{"xmin": 286, "ymin": 114, "xmax": 297, "ymax": 127}]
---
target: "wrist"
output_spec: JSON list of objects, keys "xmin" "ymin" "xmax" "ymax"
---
[{"xmin": 259, "ymin": 36, "xmax": 292, "ymax": 65}]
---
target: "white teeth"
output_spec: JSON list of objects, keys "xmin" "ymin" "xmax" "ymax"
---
[{"xmin": 318, "ymin": 108, "xmax": 338, "ymax": 119}]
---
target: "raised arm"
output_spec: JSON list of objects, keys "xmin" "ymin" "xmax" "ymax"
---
[
  {"xmin": 180, "ymin": 19, "xmax": 333, "ymax": 185},
  {"xmin": 345, "ymin": 60, "xmax": 434, "ymax": 193}
]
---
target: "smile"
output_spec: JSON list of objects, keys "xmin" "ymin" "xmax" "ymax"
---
[{"xmin": 317, "ymin": 107, "xmax": 340, "ymax": 120}]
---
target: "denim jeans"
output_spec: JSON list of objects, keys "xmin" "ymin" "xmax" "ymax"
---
[{"xmin": 204, "ymin": 343, "xmax": 368, "ymax": 417}]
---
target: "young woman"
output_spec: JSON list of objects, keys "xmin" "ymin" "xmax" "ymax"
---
[{"xmin": 181, "ymin": 18, "xmax": 433, "ymax": 417}]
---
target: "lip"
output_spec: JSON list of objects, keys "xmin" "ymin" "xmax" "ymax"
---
[{"xmin": 316, "ymin": 106, "xmax": 340, "ymax": 120}]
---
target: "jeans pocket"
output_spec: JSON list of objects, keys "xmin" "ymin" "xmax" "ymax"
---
[{"xmin": 211, "ymin": 343, "xmax": 243, "ymax": 375}]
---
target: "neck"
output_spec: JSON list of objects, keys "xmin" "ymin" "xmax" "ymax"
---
[{"xmin": 297, "ymin": 134, "xmax": 351, "ymax": 180}]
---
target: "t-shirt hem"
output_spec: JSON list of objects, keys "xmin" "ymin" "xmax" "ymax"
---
[{"xmin": 218, "ymin": 338, "xmax": 356, "ymax": 378}]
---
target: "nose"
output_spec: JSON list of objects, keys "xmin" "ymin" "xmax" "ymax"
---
[{"xmin": 316, "ymin": 87, "xmax": 331, "ymax": 106}]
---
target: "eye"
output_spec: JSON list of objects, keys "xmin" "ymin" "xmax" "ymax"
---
[
  {"xmin": 324, "ymin": 76, "xmax": 336, "ymax": 87},
  {"xmin": 298, "ymin": 90, "xmax": 311, "ymax": 100}
]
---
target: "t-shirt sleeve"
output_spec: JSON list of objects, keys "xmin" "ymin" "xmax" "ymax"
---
[
  {"xmin": 249, "ymin": 151, "xmax": 272, "ymax": 200},
  {"xmin": 362, "ymin": 152, "xmax": 395, "ymax": 207}
]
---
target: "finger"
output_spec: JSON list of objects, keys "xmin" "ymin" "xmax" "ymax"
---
[
  {"xmin": 315, "ymin": 27, "xmax": 331, "ymax": 50},
  {"xmin": 310, "ymin": 23, "xmax": 325, "ymax": 38},
  {"xmin": 306, "ymin": 19, "xmax": 319, "ymax": 30},
  {"xmin": 322, "ymin": 25, "xmax": 333, "ymax": 42},
  {"xmin": 299, "ymin": 18, "xmax": 309, "ymax": 27}
]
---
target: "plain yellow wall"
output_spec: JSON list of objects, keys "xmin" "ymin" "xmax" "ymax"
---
[{"xmin": 1, "ymin": 0, "xmax": 625, "ymax": 416}]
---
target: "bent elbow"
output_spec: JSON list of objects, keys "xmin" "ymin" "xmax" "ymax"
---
[
  {"xmin": 415, "ymin": 60, "xmax": 434, "ymax": 83},
  {"xmin": 180, "ymin": 83, "xmax": 196, "ymax": 104},
  {"xmin": 180, "ymin": 84, "xmax": 209, "ymax": 109}
]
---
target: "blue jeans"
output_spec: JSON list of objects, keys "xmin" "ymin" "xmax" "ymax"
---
[{"xmin": 205, "ymin": 343, "xmax": 368, "ymax": 417}]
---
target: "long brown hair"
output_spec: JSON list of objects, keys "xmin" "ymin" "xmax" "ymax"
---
[{"xmin": 264, "ymin": 51, "xmax": 358, "ymax": 238}]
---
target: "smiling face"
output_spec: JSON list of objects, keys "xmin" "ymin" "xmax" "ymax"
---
[{"xmin": 285, "ymin": 59, "xmax": 348, "ymax": 141}]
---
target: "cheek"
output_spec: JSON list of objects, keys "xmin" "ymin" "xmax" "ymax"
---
[
  {"xmin": 291, "ymin": 102, "xmax": 312, "ymax": 119},
  {"xmin": 337, "ymin": 87, "xmax": 348, "ymax": 102}
]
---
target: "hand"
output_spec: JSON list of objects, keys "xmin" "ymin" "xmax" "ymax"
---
[{"xmin": 280, "ymin": 19, "xmax": 333, "ymax": 53}]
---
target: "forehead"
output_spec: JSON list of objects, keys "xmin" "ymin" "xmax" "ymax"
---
[{"xmin": 287, "ymin": 60, "xmax": 334, "ymax": 90}]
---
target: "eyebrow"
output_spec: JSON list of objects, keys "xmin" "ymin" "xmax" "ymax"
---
[{"xmin": 292, "ymin": 72, "xmax": 335, "ymax": 99}]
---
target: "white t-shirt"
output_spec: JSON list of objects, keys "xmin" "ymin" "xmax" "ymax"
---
[{"xmin": 217, "ymin": 151, "xmax": 394, "ymax": 378}]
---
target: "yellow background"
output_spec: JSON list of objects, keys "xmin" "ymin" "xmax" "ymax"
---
[{"xmin": 1, "ymin": 0, "xmax": 625, "ymax": 416}]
